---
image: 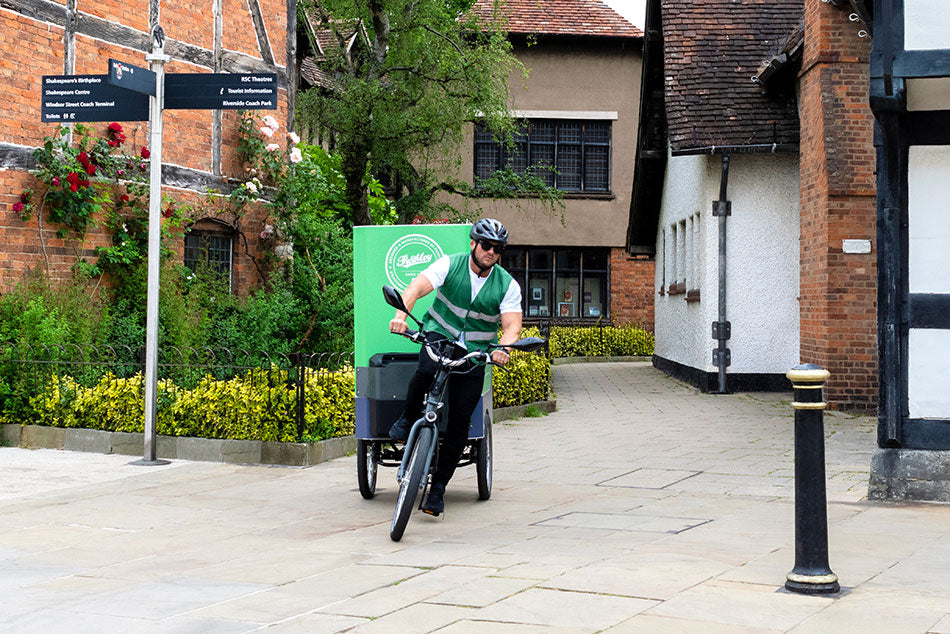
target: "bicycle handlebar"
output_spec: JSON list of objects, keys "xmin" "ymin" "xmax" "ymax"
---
[{"xmin": 390, "ymin": 328, "xmax": 507, "ymax": 368}]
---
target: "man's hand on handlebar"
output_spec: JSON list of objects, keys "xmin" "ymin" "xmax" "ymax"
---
[
  {"xmin": 389, "ymin": 315, "xmax": 409, "ymax": 334},
  {"xmin": 490, "ymin": 348, "xmax": 510, "ymax": 366}
]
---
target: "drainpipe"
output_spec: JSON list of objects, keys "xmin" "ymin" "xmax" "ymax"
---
[{"xmin": 712, "ymin": 154, "xmax": 731, "ymax": 393}]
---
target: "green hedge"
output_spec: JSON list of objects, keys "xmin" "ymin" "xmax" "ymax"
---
[
  {"xmin": 8, "ymin": 367, "xmax": 355, "ymax": 443},
  {"xmin": 547, "ymin": 324, "xmax": 654, "ymax": 359},
  {"xmin": 3, "ymin": 325, "xmax": 653, "ymax": 440},
  {"xmin": 491, "ymin": 326, "xmax": 551, "ymax": 408}
]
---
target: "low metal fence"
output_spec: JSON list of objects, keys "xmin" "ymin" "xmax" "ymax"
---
[{"xmin": 0, "ymin": 343, "xmax": 353, "ymax": 441}]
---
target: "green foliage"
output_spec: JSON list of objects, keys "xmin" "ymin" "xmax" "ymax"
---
[
  {"xmin": 0, "ymin": 271, "xmax": 110, "ymax": 349},
  {"xmin": 547, "ymin": 324, "xmax": 655, "ymax": 359},
  {"xmin": 491, "ymin": 327, "xmax": 551, "ymax": 408},
  {"xmin": 283, "ymin": 220, "xmax": 355, "ymax": 354},
  {"xmin": 523, "ymin": 404, "xmax": 547, "ymax": 418},
  {"xmin": 296, "ymin": 0, "xmax": 535, "ymax": 224},
  {"xmin": 269, "ymin": 144, "xmax": 395, "ymax": 228},
  {"xmin": 10, "ymin": 368, "xmax": 355, "ymax": 442},
  {"xmin": 95, "ymin": 184, "xmax": 187, "ymax": 283},
  {"xmin": 26, "ymin": 123, "xmax": 149, "ymax": 236}
]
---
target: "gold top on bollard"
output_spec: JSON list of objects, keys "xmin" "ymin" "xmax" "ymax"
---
[{"xmin": 787, "ymin": 364, "xmax": 830, "ymax": 384}]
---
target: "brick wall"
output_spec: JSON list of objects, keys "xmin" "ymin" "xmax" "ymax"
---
[
  {"xmin": 610, "ymin": 248, "xmax": 655, "ymax": 331},
  {"xmin": 799, "ymin": 0, "xmax": 877, "ymax": 410},
  {"xmin": 0, "ymin": 1, "xmax": 289, "ymax": 294}
]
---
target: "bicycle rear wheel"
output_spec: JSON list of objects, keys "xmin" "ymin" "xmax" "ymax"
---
[
  {"xmin": 390, "ymin": 425, "xmax": 432, "ymax": 542},
  {"xmin": 357, "ymin": 439, "xmax": 378, "ymax": 500}
]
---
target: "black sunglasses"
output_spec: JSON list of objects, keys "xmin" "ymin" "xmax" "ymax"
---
[{"xmin": 477, "ymin": 239, "xmax": 505, "ymax": 254}]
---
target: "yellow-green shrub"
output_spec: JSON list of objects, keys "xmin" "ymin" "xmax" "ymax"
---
[
  {"xmin": 491, "ymin": 327, "xmax": 551, "ymax": 408},
  {"xmin": 302, "ymin": 367, "xmax": 355, "ymax": 441},
  {"xmin": 169, "ymin": 368, "xmax": 297, "ymax": 441},
  {"xmin": 548, "ymin": 324, "xmax": 654, "ymax": 358},
  {"xmin": 14, "ymin": 367, "xmax": 355, "ymax": 442}
]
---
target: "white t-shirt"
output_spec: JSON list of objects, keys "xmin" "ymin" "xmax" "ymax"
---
[{"xmin": 422, "ymin": 255, "xmax": 523, "ymax": 314}]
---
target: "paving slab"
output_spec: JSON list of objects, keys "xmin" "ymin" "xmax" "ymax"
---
[
  {"xmin": 474, "ymin": 587, "xmax": 657, "ymax": 630},
  {"xmin": 0, "ymin": 362, "xmax": 948, "ymax": 631}
]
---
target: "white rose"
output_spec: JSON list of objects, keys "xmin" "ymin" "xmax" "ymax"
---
[
  {"xmin": 245, "ymin": 181, "xmax": 258, "ymax": 194},
  {"xmin": 289, "ymin": 147, "xmax": 303, "ymax": 164},
  {"xmin": 260, "ymin": 126, "xmax": 275, "ymax": 138},
  {"xmin": 262, "ymin": 115, "xmax": 279, "ymax": 130},
  {"xmin": 287, "ymin": 132, "xmax": 300, "ymax": 144},
  {"xmin": 266, "ymin": 143, "xmax": 280, "ymax": 152}
]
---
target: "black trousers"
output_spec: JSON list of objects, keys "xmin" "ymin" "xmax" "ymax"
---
[{"xmin": 402, "ymin": 335, "xmax": 486, "ymax": 487}]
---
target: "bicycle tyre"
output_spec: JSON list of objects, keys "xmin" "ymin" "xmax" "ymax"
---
[
  {"xmin": 357, "ymin": 439, "xmax": 377, "ymax": 500},
  {"xmin": 476, "ymin": 412, "xmax": 493, "ymax": 500},
  {"xmin": 390, "ymin": 425, "xmax": 432, "ymax": 542}
]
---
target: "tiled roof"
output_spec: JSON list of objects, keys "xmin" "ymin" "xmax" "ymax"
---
[
  {"xmin": 302, "ymin": 8, "xmax": 365, "ymax": 60},
  {"xmin": 662, "ymin": 0, "xmax": 802, "ymax": 152},
  {"xmin": 300, "ymin": 57, "xmax": 338, "ymax": 90},
  {"xmin": 469, "ymin": 0, "xmax": 642, "ymax": 38}
]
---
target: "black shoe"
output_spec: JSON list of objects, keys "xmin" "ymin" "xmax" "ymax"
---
[
  {"xmin": 388, "ymin": 416, "xmax": 411, "ymax": 442},
  {"xmin": 422, "ymin": 481, "xmax": 445, "ymax": 516}
]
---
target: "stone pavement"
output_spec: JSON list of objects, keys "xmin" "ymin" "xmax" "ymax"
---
[{"xmin": 2, "ymin": 361, "xmax": 949, "ymax": 633}]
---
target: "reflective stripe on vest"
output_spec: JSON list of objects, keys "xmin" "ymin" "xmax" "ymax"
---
[{"xmin": 422, "ymin": 253, "xmax": 513, "ymax": 351}]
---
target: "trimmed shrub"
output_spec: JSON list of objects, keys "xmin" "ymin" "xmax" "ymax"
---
[
  {"xmin": 10, "ymin": 367, "xmax": 355, "ymax": 443},
  {"xmin": 492, "ymin": 326, "xmax": 551, "ymax": 408},
  {"xmin": 492, "ymin": 350, "xmax": 551, "ymax": 408},
  {"xmin": 548, "ymin": 323, "xmax": 654, "ymax": 358}
]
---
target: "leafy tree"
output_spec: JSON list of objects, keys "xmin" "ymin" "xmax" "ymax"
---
[{"xmin": 298, "ymin": 0, "xmax": 557, "ymax": 224}]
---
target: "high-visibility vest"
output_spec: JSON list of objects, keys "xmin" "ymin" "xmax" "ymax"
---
[{"xmin": 423, "ymin": 253, "xmax": 514, "ymax": 352}]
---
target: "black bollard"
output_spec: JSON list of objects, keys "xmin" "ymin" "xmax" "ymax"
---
[{"xmin": 785, "ymin": 364, "xmax": 840, "ymax": 595}]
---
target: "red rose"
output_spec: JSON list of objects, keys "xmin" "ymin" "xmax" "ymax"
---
[
  {"xmin": 69, "ymin": 183, "xmax": 78, "ymax": 192},
  {"xmin": 107, "ymin": 140, "xmax": 117, "ymax": 147},
  {"xmin": 162, "ymin": 206, "xmax": 173, "ymax": 218},
  {"xmin": 120, "ymin": 194, "xmax": 130, "ymax": 203},
  {"xmin": 66, "ymin": 172, "xmax": 79, "ymax": 184},
  {"xmin": 51, "ymin": 177, "xmax": 60, "ymax": 186},
  {"xmin": 12, "ymin": 202, "xmax": 23, "ymax": 213},
  {"xmin": 79, "ymin": 179, "xmax": 90, "ymax": 188},
  {"xmin": 140, "ymin": 146, "xmax": 150, "ymax": 159},
  {"xmin": 139, "ymin": 163, "xmax": 146, "ymax": 171},
  {"xmin": 109, "ymin": 123, "xmax": 123, "ymax": 133},
  {"xmin": 84, "ymin": 164, "xmax": 96, "ymax": 175},
  {"xmin": 77, "ymin": 151, "xmax": 89, "ymax": 165},
  {"xmin": 20, "ymin": 193, "xmax": 28, "ymax": 203}
]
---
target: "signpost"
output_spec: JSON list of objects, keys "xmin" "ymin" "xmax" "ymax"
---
[
  {"xmin": 41, "ymin": 74, "xmax": 148, "ymax": 122},
  {"xmin": 165, "ymin": 73, "xmax": 277, "ymax": 110},
  {"xmin": 107, "ymin": 58, "xmax": 156, "ymax": 97},
  {"xmin": 37, "ymin": 27, "xmax": 280, "ymax": 465}
]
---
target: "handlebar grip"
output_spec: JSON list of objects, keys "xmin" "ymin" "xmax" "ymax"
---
[{"xmin": 392, "ymin": 328, "xmax": 422, "ymax": 343}]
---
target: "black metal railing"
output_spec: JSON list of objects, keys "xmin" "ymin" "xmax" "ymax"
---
[{"xmin": 0, "ymin": 343, "xmax": 354, "ymax": 441}]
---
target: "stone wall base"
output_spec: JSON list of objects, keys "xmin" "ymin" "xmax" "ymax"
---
[
  {"xmin": 868, "ymin": 448, "xmax": 950, "ymax": 503},
  {"xmin": 1, "ymin": 424, "xmax": 355, "ymax": 467}
]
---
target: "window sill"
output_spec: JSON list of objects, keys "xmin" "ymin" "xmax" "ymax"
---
[{"xmin": 472, "ymin": 191, "xmax": 614, "ymax": 201}]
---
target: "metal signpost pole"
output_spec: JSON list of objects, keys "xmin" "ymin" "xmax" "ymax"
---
[{"xmin": 132, "ymin": 27, "xmax": 171, "ymax": 466}]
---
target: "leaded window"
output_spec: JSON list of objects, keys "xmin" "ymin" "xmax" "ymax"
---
[{"xmin": 474, "ymin": 120, "xmax": 611, "ymax": 193}]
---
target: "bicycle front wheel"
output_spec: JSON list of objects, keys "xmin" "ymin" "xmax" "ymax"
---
[{"xmin": 390, "ymin": 425, "xmax": 432, "ymax": 542}]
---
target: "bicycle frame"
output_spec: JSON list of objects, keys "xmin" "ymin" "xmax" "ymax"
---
[{"xmin": 395, "ymin": 351, "xmax": 456, "ymax": 484}]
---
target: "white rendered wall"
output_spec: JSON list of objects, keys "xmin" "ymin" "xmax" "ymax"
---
[
  {"xmin": 907, "ymin": 145, "xmax": 950, "ymax": 419},
  {"xmin": 904, "ymin": 0, "xmax": 950, "ymax": 50},
  {"xmin": 654, "ymin": 152, "xmax": 800, "ymax": 375}
]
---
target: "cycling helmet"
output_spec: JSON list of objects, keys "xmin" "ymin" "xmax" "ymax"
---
[{"xmin": 469, "ymin": 218, "xmax": 509, "ymax": 246}]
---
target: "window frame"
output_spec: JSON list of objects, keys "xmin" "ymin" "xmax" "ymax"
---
[
  {"xmin": 474, "ymin": 119, "xmax": 612, "ymax": 194},
  {"xmin": 502, "ymin": 246, "xmax": 610, "ymax": 320},
  {"xmin": 184, "ymin": 225, "xmax": 235, "ymax": 292}
]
